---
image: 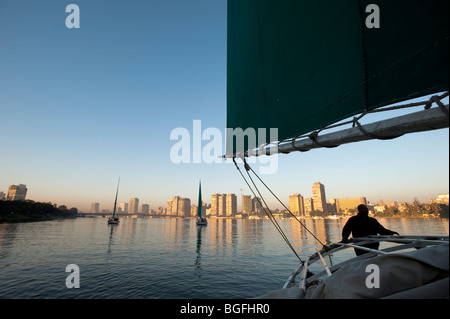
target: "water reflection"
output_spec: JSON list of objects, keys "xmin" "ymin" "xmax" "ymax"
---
[
  {"xmin": 0, "ymin": 223, "xmax": 18, "ymax": 259},
  {"xmin": 195, "ymin": 225, "xmax": 203, "ymax": 275},
  {"xmin": 107, "ymin": 224, "xmax": 116, "ymax": 255},
  {"xmin": 0, "ymin": 217, "xmax": 447, "ymax": 298}
]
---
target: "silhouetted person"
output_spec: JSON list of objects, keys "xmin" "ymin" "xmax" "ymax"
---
[{"xmin": 341, "ymin": 204, "xmax": 399, "ymax": 256}]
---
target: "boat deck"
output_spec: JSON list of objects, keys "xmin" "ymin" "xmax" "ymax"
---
[{"xmin": 283, "ymin": 235, "xmax": 449, "ymax": 291}]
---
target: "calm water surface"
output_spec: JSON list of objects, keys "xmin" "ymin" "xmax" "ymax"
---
[{"xmin": 0, "ymin": 217, "xmax": 448, "ymax": 299}]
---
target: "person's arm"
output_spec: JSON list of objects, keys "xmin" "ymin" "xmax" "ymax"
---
[{"xmin": 373, "ymin": 219, "xmax": 399, "ymax": 236}]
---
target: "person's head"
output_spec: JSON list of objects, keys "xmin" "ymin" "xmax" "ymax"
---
[{"xmin": 357, "ymin": 204, "xmax": 369, "ymax": 216}]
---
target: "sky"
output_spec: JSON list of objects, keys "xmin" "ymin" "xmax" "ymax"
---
[{"xmin": 0, "ymin": 0, "xmax": 448, "ymax": 212}]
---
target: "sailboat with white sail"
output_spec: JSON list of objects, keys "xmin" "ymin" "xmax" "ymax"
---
[
  {"xmin": 107, "ymin": 178, "xmax": 120, "ymax": 225},
  {"xmin": 225, "ymin": 0, "xmax": 449, "ymax": 298}
]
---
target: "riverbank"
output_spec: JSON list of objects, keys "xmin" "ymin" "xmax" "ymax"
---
[{"xmin": 0, "ymin": 200, "xmax": 78, "ymax": 223}]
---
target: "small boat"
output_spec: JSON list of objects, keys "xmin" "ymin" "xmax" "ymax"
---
[
  {"xmin": 196, "ymin": 219, "xmax": 208, "ymax": 226},
  {"xmin": 107, "ymin": 178, "xmax": 120, "ymax": 225},
  {"xmin": 196, "ymin": 180, "xmax": 207, "ymax": 226}
]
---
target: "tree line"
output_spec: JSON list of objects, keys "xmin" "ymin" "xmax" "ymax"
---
[{"xmin": 0, "ymin": 200, "xmax": 78, "ymax": 223}]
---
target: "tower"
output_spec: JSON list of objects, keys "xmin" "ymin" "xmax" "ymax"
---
[
  {"xmin": 129, "ymin": 198, "xmax": 139, "ymax": 214},
  {"xmin": 312, "ymin": 182, "xmax": 326, "ymax": 212}
]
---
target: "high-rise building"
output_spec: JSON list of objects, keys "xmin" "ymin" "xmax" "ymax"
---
[
  {"xmin": 226, "ymin": 194, "xmax": 237, "ymax": 216},
  {"xmin": 242, "ymin": 195, "xmax": 251, "ymax": 214},
  {"xmin": 141, "ymin": 204, "xmax": 150, "ymax": 214},
  {"xmin": 289, "ymin": 194, "xmax": 305, "ymax": 217},
  {"xmin": 211, "ymin": 194, "xmax": 220, "ymax": 216},
  {"xmin": 168, "ymin": 196, "xmax": 180, "ymax": 215},
  {"xmin": 312, "ymin": 182, "xmax": 327, "ymax": 212},
  {"xmin": 178, "ymin": 198, "xmax": 191, "ymax": 217},
  {"xmin": 252, "ymin": 197, "xmax": 263, "ymax": 215},
  {"xmin": 6, "ymin": 184, "xmax": 27, "ymax": 201},
  {"xmin": 0, "ymin": 191, "xmax": 5, "ymax": 200},
  {"xmin": 218, "ymin": 194, "xmax": 227, "ymax": 217},
  {"xmin": 304, "ymin": 198, "xmax": 314, "ymax": 215},
  {"xmin": 90, "ymin": 202, "xmax": 100, "ymax": 214},
  {"xmin": 129, "ymin": 198, "xmax": 139, "ymax": 214},
  {"xmin": 167, "ymin": 200, "xmax": 173, "ymax": 214},
  {"xmin": 190, "ymin": 205, "xmax": 197, "ymax": 217},
  {"xmin": 118, "ymin": 202, "xmax": 128, "ymax": 213}
]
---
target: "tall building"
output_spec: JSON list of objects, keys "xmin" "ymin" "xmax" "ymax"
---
[
  {"xmin": 0, "ymin": 191, "xmax": 5, "ymax": 200},
  {"xmin": 90, "ymin": 202, "xmax": 100, "ymax": 214},
  {"xmin": 211, "ymin": 194, "xmax": 220, "ymax": 216},
  {"xmin": 226, "ymin": 194, "xmax": 237, "ymax": 216},
  {"xmin": 129, "ymin": 198, "xmax": 139, "ymax": 214},
  {"xmin": 141, "ymin": 204, "xmax": 150, "ymax": 214},
  {"xmin": 167, "ymin": 199, "xmax": 173, "ymax": 214},
  {"xmin": 118, "ymin": 202, "xmax": 128, "ymax": 213},
  {"xmin": 178, "ymin": 198, "xmax": 191, "ymax": 217},
  {"xmin": 252, "ymin": 197, "xmax": 263, "ymax": 215},
  {"xmin": 6, "ymin": 184, "xmax": 27, "ymax": 201},
  {"xmin": 304, "ymin": 198, "xmax": 314, "ymax": 215},
  {"xmin": 218, "ymin": 194, "xmax": 227, "ymax": 217},
  {"xmin": 312, "ymin": 182, "xmax": 327, "ymax": 212},
  {"xmin": 168, "ymin": 196, "xmax": 180, "ymax": 215},
  {"xmin": 242, "ymin": 195, "xmax": 251, "ymax": 214},
  {"xmin": 289, "ymin": 194, "xmax": 305, "ymax": 217}
]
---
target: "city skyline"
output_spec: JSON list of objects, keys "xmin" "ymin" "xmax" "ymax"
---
[
  {"xmin": 14, "ymin": 180, "xmax": 442, "ymax": 215},
  {"xmin": 1, "ymin": 176, "xmax": 449, "ymax": 214},
  {"xmin": 1, "ymin": 1, "xmax": 448, "ymax": 213}
]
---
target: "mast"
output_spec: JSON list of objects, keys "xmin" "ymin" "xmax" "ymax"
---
[
  {"xmin": 112, "ymin": 177, "xmax": 120, "ymax": 219},
  {"xmin": 197, "ymin": 180, "xmax": 202, "ymax": 219}
]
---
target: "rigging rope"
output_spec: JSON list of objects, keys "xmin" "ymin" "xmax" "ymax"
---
[
  {"xmin": 233, "ymin": 158, "xmax": 303, "ymax": 262},
  {"xmin": 245, "ymin": 163, "xmax": 327, "ymax": 249}
]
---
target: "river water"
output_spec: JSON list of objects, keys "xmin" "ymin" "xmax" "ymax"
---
[{"xmin": 0, "ymin": 217, "xmax": 448, "ymax": 299}]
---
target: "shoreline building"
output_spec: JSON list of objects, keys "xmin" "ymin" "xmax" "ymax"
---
[
  {"xmin": 304, "ymin": 198, "xmax": 314, "ymax": 215},
  {"xmin": 167, "ymin": 196, "xmax": 180, "ymax": 215},
  {"xmin": 252, "ymin": 197, "xmax": 263, "ymax": 215},
  {"xmin": 178, "ymin": 198, "xmax": 191, "ymax": 217},
  {"xmin": 312, "ymin": 182, "xmax": 327, "ymax": 213},
  {"xmin": 211, "ymin": 194, "xmax": 220, "ymax": 217},
  {"xmin": 289, "ymin": 194, "xmax": 306, "ymax": 217},
  {"xmin": 430, "ymin": 194, "xmax": 449, "ymax": 205},
  {"xmin": 218, "ymin": 194, "xmax": 227, "ymax": 217},
  {"xmin": 129, "ymin": 198, "xmax": 139, "ymax": 214},
  {"xmin": 226, "ymin": 194, "xmax": 237, "ymax": 216},
  {"xmin": 242, "ymin": 195, "xmax": 251, "ymax": 214},
  {"xmin": 118, "ymin": 202, "xmax": 128, "ymax": 213},
  {"xmin": 336, "ymin": 197, "xmax": 367, "ymax": 212},
  {"xmin": 6, "ymin": 184, "xmax": 28, "ymax": 201},
  {"xmin": 90, "ymin": 202, "xmax": 100, "ymax": 214},
  {"xmin": 141, "ymin": 204, "xmax": 150, "ymax": 215}
]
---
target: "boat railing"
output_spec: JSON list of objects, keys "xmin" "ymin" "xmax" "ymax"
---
[{"xmin": 284, "ymin": 235, "xmax": 449, "ymax": 291}]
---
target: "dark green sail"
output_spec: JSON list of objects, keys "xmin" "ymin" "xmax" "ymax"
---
[
  {"xmin": 112, "ymin": 177, "xmax": 120, "ymax": 219},
  {"xmin": 197, "ymin": 181, "xmax": 202, "ymax": 219},
  {"xmin": 226, "ymin": 0, "xmax": 449, "ymax": 155}
]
